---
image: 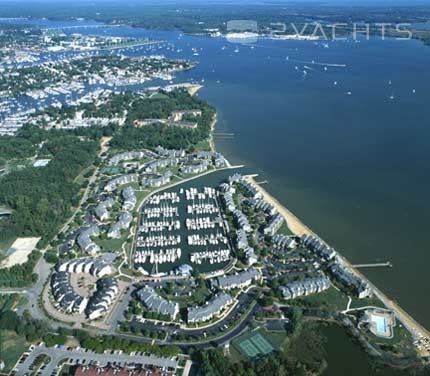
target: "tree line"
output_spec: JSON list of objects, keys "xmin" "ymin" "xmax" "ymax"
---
[
  {"xmin": 0, "ymin": 308, "xmax": 179, "ymax": 358},
  {"xmin": 0, "ymin": 127, "xmax": 99, "ymax": 247},
  {"xmin": 0, "ymin": 250, "xmax": 41, "ymax": 287}
]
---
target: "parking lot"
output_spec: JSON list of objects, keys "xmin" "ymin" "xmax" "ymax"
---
[{"xmin": 13, "ymin": 344, "xmax": 178, "ymax": 376}]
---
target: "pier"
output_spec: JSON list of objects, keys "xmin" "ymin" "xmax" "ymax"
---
[
  {"xmin": 213, "ymin": 132, "xmax": 235, "ymax": 139},
  {"xmin": 352, "ymin": 262, "xmax": 393, "ymax": 269}
]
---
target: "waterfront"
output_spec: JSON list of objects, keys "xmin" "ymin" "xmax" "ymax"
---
[
  {"xmin": 198, "ymin": 36, "xmax": 430, "ymax": 331},
  {"xmin": 2, "ymin": 19, "xmax": 430, "ymax": 373}
]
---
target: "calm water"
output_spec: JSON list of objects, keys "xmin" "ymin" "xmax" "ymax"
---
[
  {"xmin": 4, "ymin": 20, "xmax": 430, "ymax": 373},
  {"xmin": 321, "ymin": 325, "xmax": 413, "ymax": 376}
]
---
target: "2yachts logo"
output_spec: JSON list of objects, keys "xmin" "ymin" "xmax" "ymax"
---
[{"xmin": 226, "ymin": 20, "xmax": 413, "ymax": 43}]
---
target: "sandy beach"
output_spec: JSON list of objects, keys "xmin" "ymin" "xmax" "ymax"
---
[
  {"xmin": 245, "ymin": 175, "xmax": 315, "ymax": 237},
  {"xmin": 209, "ymin": 112, "xmax": 218, "ymax": 152},
  {"xmin": 187, "ymin": 84, "xmax": 203, "ymax": 96}
]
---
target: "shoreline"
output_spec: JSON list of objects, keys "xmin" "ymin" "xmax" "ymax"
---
[
  {"xmin": 209, "ymin": 112, "xmax": 217, "ymax": 153},
  {"xmin": 242, "ymin": 175, "xmax": 430, "ymax": 356},
  {"xmin": 187, "ymin": 84, "xmax": 203, "ymax": 96},
  {"xmin": 245, "ymin": 175, "xmax": 316, "ymax": 237}
]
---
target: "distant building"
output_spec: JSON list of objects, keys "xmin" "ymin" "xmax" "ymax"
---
[
  {"xmin": 51, "ymin": 258, "xmax": 117, "ymax": 318},
  {"xmin": 57, "ymin": 258, "xmax": 113, "ymax": 277},
  {"xmin": 244, "ymin": 197, "xmax": 277, "ymax": 216},
  {"xmin": 74, "ymin": 365, "xmax": 174, "ymax": 376},
  {"xmin": 141, "ymin": 171, "xmax": 172, "ymax": 188},
  {"xmin": 180, "ymin": 160, "xmax": 209, "ymax": 174},
  {"xmin": 143, "ymin": 158, "xmax": 178, "ymax": 173},
  {"xmin": 33, "ymin": 159, "xmax": 51, "ymax": 168},
  {"xmin": 272, "ymin": 234, "xmax": 296, "ymax": 250},
  {"xmin": 85, "ymin": 277, "xmax": 119, "ymax": 320},
  {"xmin": 222, "ymin": 190, "xmax": 236, "ymax": 212},
  {"xmin": 108, "ymin": 212, "xmax": 132, "ymax": 239},
  {"xmin": 51, "ymin": 271, "xmax": 88, "ymax": 314},
  {"xmin": 328, "ymin": 262, "xmax": 371, "ymax": 299},
  {"xmin": 169, "ymin": 109, "xmax": 202, "ymax": 122},
  {"xmin": 212, "ymin": 268, "xmax": 260, "ymax": 290},
  {"xmin": 136, "ymin": 286, "xmax": 179, "ymax": 320},
  {"xmin": 228, "ymin": 174, "xmax": 261, "ymax": 199},
  {"xmin": 94, "ymin": 197, "xmax": 115, "ymax": 221},
  {"xmin": 155, "ymin": 146, "xmax": 185, "ymax": 158},
  {"xmin": 300, "ymin": 234, "xmax": 336, "ymax": 261},
  {"xmin": 263, "ymin": 213, "xmax": 284, "ymax": 236},
  {"xmin": 77, "ymin": 225, "xmax": 100, "ymax": 255},
  {"xmin": 104, "ymin": 174, "xmax": 138, "ymax": 192},
  {"xmin": 280, "ymin": 275, "xmax": 331, "ymax": 300},
  {"xmin": 122, "ymin": 186, "xmax": 137, "ymax": 211},
  {"xmin": 187, "ymin": 293, "xmax": 233, "ymax": 323},
  {"xmin": 108, "ymin": 150, "xmax": 156, "ymax": 166},
  {"xmin": 236, "ymin": 229, "xmax": 257, "ymax": 266},
  {"xmin": 232, "ymin": 209, "xmax": 251, "ymax": 233}
]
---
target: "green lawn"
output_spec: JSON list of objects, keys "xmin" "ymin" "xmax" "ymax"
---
[
  {"xmin": 276, "ymin": 222, "xmax": 294, "ymax": 236},
  {"xmin": 349, "ymin": 296, "xmax": 385, "ymax": 310},
  {"xmin": 0, "ymin": 330, "xmax": 28, "ymax": 373},
  {"xmin": 96, "ymin": 236, "xmax": 126, "ymax": 252},
  {"xmin": 366, "ymin": 323, "xmax": 416, "ymax": 358},
  {"xmin": 262, "ymin": 328, "xmax": 288, "ymax": 350},
  {"xmin": 293, "ymin": 287, "xmax": 349, "ymax": 312},
  {"xmin": 194, "ymin": 139, "xmax": 211, "ymax": 152}
]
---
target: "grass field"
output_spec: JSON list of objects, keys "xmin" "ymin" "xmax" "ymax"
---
[
  {"xmin": 349, "ymin": 296, "xmax": 385, "ymax": 310},
  {"xmin": 293, "ymin": 286, "xmax": 349, "ymax": 312},
  {"xmin": 96, "ymin": 236, "xmax": 126, "ymax": 253},
  {"xmin": 0, "ymin": 330, "xmax": 28, "ymax": 372},
  {"xmin": 233, "ymin": 330, "xmax": 275, "ymax": 360},
  {"xmin": 276, "ymin": 221, "xmax": 293, "ymax": 236}
]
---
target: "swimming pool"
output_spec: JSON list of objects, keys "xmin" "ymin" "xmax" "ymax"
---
[{"xmin": 372, "ymin": 315, "xmax": 387, "ymax": 334}]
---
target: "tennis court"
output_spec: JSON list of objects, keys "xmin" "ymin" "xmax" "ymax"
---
[{"xmin": 235, "ymin": 331, "xmax": 274, "ymax": 359}]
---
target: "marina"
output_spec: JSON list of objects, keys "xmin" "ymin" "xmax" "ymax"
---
[{"xmin": 133, "ymin": 169, "xmax": 239, "ymax": 275}]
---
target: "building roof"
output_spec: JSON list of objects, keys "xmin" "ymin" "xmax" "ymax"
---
[
  {"xmin": 214, "ymin": 268, "xmax": 260, "ymax": 289},
  {"xmin": 187, "ymin": 292, "xmax": 232, "ymax": 322},
  {"xmin": 136, "ymin": 286, "xmax": 179, "ymax": 319}
]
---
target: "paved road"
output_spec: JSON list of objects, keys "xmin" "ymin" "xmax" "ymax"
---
[
  {"xmin": 14, "ymin": 345, "xmax": 177, "ymax": 376},
  {"xmin": 121, "ymin": 293, "xmax": 261, "ymax": 350},
  {"xmin": 0, "ymin": 257, "xmax": 53, "ymax": 322},
  {"xmin": 17, "ymin": 258, "xmax": 52, "ymax": 322},
  {"xmin": 105, "ymin": 286, "xmax": 135, "ymax": 334}
]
